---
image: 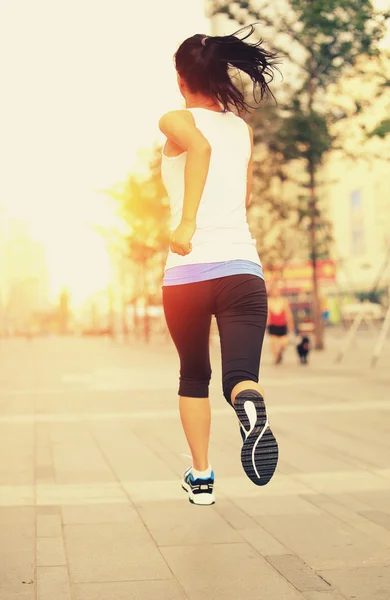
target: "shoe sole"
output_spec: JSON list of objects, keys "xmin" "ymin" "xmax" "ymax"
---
[
  {"xmin": 235, "ymin": 391, "xmax": 278, "ymax": 486},
  {"xmin": 182, "ymin": 481, "xmax": 215, "ymax": 505}
]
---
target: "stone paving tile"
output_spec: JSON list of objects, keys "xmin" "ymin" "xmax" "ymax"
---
[
  {"xmin": 359, "ymin": 510, "xmax": 390, "ymax": 531},
  {"xmin": 123, "ymin": 479, "xmax": 184, "ymax": 504},
  {"xmin": 137, "ymin": 500, "xmax": 241, "ymax": 546},
  {"xmin": 353, "ymin": 491, "xmax": 390, "ymax": 514},
  {"xmin": 0, "ymin": 484, "xmax": 34, "ymax": 506},
  {"xmin": 303, "ymin": 492, "xmax": 369, "ymax": 513},
  {"xmin": 0, "ymin": 516, "xmax": 35, "ymax": 575},
  {"xmin": 161, "ymin": 543, "xmax": 305, "ymax": 599},
  {"xmin": 303, "ymin": 592, "xmax": 346, "ymax": 600},
  {"xmin": 51, "ymin": 434, "xmax": 116, "ymax": 484},
  {"xmin": 36, "ymin": 505, "xmax": 61, "ymax": 516},
  {"xmin": 0, "ymin": 468, "xmax": 34, "ymax": 488},
  {"xmin": 61, "ymin": 503, "xmax": 139, "ymax": 524},
  {"xmin": 213, "ymin": 498, "xmax": 259, "ymax": 529},
  {"xmin": 254, "ymin": 512, "xmax": 388, "ymax": 570},
  {"xmin": 64, "ymin": 523, "xmax": 173, "ymax": 583},
  {"xmin": 73, "ymin": 580, "xmax": 186, "ymax": 600},
  {"xmin": 268, "ymin": 555, "xmax": 331, "ymax": 592},
  {"xmin": 271, "ymin": 430, "xmax": 360, "ymax": 475},
  {"xmin": 301, "ymin": 494, "xmax": 390, "ymax": 545},
  {"xmin": 0, "ymin": 507, "xmax": 35, "ymax": 540},
  {"xmin": 285, "ymin": 414, "xmax": 390, "ymax": 472},
  {"xmin": 0, "ymin": 588, "xmax": 34, "ymax": 600},
  {"xmin": 36, "ymin": 482, "xmax": 127, "ymax": 506},
  {"xmin": 37, "ymin": 514, "xmax": 62, "ymax": 538},
  {"xmin": 239, "ymin": 527, "xmax": 292, "ymax": 557},
  {"xmin": 232, "ymin": 492, "xmax": 321, "ymax": 517},
  {"xmin": 217, "ymin": 473, "xmax": 312, "ymax": 499},
  {"xmin": 36, "ymin": 465, "xmax": 56, "ymax": 483},
  {"xmin": 90, "ymin": 423, "xmax": 178, "ymax": 481},
  {"xmin": 295, "ymin": 471, "xmax": 390, "ymax": 496},
  {"xmin": 319, "ymin": 565, "xmax": 390, "ymax": 600},
  {"xmin": 375, "ymin": 468, "xmax": 390, "ymax": 481},
  {"xmin": 36, "ymin": 445, "xmax": 52, "ymax": 468},
  {"xmin": 0, "ymin": 550, "xmax": 35, "ymax": 592},
  {"xmin": 37, "ymin": 566, "xmax": 71, "ymax": 600},
  {"xmin": 37, "ymin": 537, "xmax": 66, "ymax": 567}
]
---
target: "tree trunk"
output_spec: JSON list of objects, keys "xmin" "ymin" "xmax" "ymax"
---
[
  {"xmin": 142, "ymin": 259, "xmax": 150, "ymax": 344},
  {"xmin": 308, "ymin": 56, "xmax": 324, "ymax": 350},
  {"xmin": 107, "ymin": 286, "xmax": 115, "ymax": 340},
  {"xmin": 308, "ymin": 161, "xmax": 324, "ymax": 350}
]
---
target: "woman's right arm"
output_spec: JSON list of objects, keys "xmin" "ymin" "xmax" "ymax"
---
[{"xmin": 159, "ymin": 110, "xmax": 211, "ymax": 255}]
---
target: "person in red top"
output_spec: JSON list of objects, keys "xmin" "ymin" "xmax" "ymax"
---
[{"xmin": 267, "ymin": 280, "xmax": 294, "ymax": 364}]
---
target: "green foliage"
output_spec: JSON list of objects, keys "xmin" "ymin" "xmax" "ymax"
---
[
  {"xmin": 211, "ymin": 0, "xmax": 389, "ymax": 260},
  {"xmin": 278, "ymin": 97, "xmax": 334, "ymax": 165},
  {"xmin": 105, "ymin": 147, "xmax": 170, "ymax": 267},
  {"xmin": 289, "ymin": 0, "xmax": 387, "ymax": 81},
  {"xmin": 367, "ymin": 118, "xmax": 390, "ymax": 139}
]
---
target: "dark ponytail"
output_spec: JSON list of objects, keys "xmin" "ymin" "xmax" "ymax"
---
[{"xmin": 175, "ymin": 25, "xmax": 279, "ymax": 113}]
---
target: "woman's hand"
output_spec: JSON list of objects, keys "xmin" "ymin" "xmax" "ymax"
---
[{"xmin": 170, "ymin": 219, "xmax": 196, "ymax": 256}]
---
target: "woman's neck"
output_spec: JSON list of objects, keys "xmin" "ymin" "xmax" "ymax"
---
[{"xmin": 185, "ymin": 94, "xmax": 223, "ymax": 112}]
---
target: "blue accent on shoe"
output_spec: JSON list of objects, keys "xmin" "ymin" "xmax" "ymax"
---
[
  {"xmin": 182, "ymin": 468, "xmax": 215, "ymax": 505},
  {"xmin": 189, "ymin": 470, "xmax": 214, "ymax": 482}
]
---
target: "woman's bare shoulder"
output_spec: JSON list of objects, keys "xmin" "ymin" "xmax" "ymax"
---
[{"xmin": 159, "ymin": 110, "xmax": 195, "ymax": 128}]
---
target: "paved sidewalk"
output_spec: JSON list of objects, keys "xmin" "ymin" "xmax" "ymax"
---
[{"xmin": 0, "ymin": 332, "xmax": 390, "ymax": 600}]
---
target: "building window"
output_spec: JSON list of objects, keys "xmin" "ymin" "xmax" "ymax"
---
[{"xmin": 350, "ymin": 190, "xmax": 365, "ymax": 254}]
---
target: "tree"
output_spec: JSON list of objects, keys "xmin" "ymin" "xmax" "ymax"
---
[
  {"xmin": 210, "ymin": 0, "xmax": 390, "ymax": 348},
  {"xmin": 367, "ymin": 118, "xmax": 390, "ymax": 139},
  {"xmin": 104, "ymin": 147, "xmax": 170, "ymax": 341}
]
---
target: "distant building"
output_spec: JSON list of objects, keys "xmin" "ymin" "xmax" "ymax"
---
[
  {"xmin": 2, "ymin": 216, "xmax": 50, "ymax": 332},
  {"xmin": 324, "ymin": 136, "xmax": 390, "ymax": 293}
]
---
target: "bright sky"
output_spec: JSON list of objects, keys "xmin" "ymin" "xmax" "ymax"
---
[{"xmin": 0, "ymin": 0, "xmax": 209, "ymax": 304}]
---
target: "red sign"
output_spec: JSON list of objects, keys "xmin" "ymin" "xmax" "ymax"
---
[
  {"xmin": 283, "ymin": 260, "xmax": 336, "ymax": 281},
  {"xmin": 264, "ymin": 260, "xmax": 336, "ymax": 291}
]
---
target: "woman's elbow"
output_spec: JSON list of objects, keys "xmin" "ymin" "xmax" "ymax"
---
[
  {"xmin": 200, "ymin": 140, "xmax": 212, "ymax": 156},
  {"xmin": 190, "ymin": 139, "xmax": 211, "ymax": 156}
]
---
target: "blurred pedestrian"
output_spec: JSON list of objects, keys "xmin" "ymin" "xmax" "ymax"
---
[
  {"xmin": 267, "ymin": 279, "xmax": 294, "ymax": 365},
  {"xmin": 159, "ymin": 26, "xmax": 279, "ymax": 505}
]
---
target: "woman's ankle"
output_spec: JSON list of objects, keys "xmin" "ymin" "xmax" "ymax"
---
[{"xmin": 192, "ymin": 464, "xmax": 212, "ymax": 479}]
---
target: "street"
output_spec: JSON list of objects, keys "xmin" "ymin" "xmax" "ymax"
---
[{"xmin": 1, "ymin": 332, "xmax": 390, "ymax": 600}]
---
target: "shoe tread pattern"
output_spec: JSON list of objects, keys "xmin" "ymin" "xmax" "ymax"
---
[{"xmin": 235, "ymin": 390, "xmax": 278, "ymax": 486}]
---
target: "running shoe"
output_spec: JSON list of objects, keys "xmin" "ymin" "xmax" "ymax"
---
[
  {"xmin": 182, "ymin": 467, "xmax": 215, "ymax": 505},
  {"xmin": 234, "ymin": 390, "xmax": 278, "ymax": 486}
]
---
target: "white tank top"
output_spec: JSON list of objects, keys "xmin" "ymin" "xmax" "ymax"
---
[{"xmin": 161, "ymin": 107, "xmax": 261, "ymax": 271}]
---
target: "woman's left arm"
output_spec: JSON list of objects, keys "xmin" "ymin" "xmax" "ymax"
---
[{"xmin": 159, "ymin": 110, "xmax": 211, "ymax": 256}]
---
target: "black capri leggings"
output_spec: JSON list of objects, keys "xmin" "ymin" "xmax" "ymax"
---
[{"xmin": 163, "ymin": 274, "xmax": 268, "ymax": 403}]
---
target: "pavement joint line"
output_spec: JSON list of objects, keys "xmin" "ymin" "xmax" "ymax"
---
[
  {"xmin": 274, "ymin": 424, "xmax": 390, "ymax": 473},
  {"xmin": 1, "ymin": 399, "xmax": 390, "ymax": 424},
  {"xmin": 33, "ymin": 416, "xmax": 38, "ymax": 600},
  {"xmin": 1, "ymin": 471, "xmax": 390, "ymax": 507},
  {"xmin": 82, "ymin": 413, "xmax": 190, "ymax": 600},
  {"xmin": 300, "ymin": 492, "xmax": 390, "ymax": 545},
  {"xmin": 0, "ymin": 376, "xmax": 362, "ymax": 396}
]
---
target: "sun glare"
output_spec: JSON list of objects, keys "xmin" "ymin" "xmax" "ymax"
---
[{"xmin": 0, "ymin": 0, "xmax": 208, "ymax": 311}]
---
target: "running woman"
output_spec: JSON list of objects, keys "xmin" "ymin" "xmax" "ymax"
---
[{"xmin": 159, "ymin": 26, "xmax": 279, "ymax": 505}]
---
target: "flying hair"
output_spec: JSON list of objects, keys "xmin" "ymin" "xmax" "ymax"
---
[{"xmin": 175, "ymin": 24, "xmax": 280, "ymax": 113}]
